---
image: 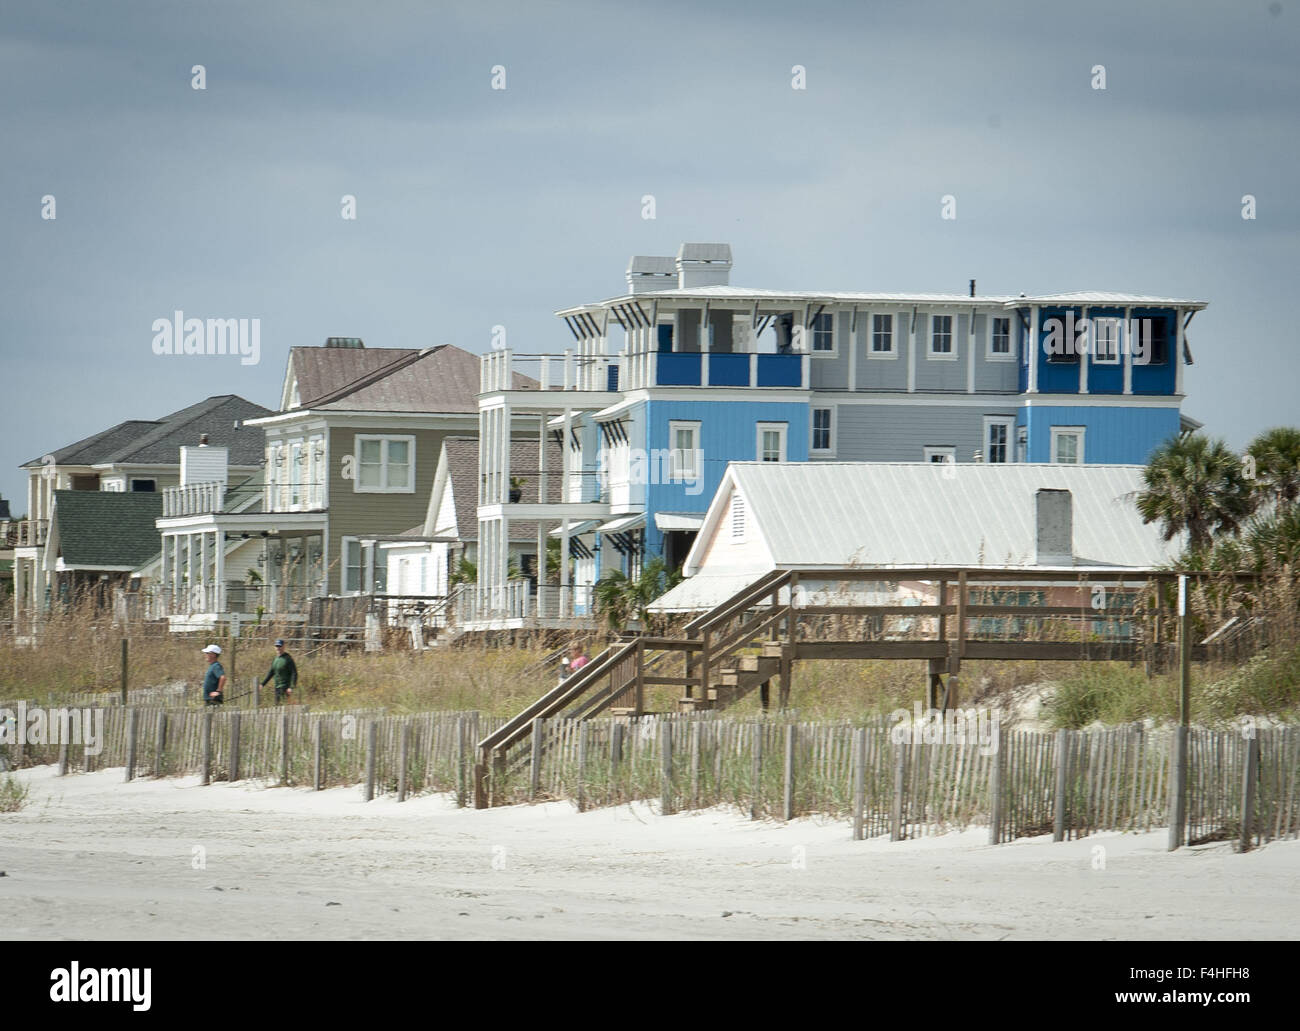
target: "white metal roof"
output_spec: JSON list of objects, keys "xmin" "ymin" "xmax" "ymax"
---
[
  {"xmin": 1014, "ymin": 292, "xmax": 1208, "ymax": 309},
  {"xmin": 557, "ymin": 287, "xmax": 1208, "ymax": 317},
  {"xmin": 685, "ymin": 462, "xmax": 1180, "ymax": 575}
]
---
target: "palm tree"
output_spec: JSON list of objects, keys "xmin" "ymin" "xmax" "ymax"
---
[
  {"xmin": 593, "ymin": 557, "xmax": 682, "ymax": 631},
  {"xmin": 1135, "ymin": 433, "xmax": 1253, "ymax": 554},
  {"xmin": 1247, "ymin": 427, "xmax": 1300, "ymax": 508}
]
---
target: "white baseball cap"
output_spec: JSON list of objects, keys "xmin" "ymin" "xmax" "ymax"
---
[{"xmin": 201, "ymin": 644, "xmax": 222, "ymax": 655}]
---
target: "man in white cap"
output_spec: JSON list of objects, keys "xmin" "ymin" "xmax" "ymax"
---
[{"xmin": 200, "ymin": 645, "xmax": 226, "ymax": 706}]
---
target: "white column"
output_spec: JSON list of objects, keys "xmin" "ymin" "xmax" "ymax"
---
[
  {"xmin": 1079, "ymin": 307, "xmax": 1089, "ymax": 395},
  {"xmin": 966, "ymin": 310, "xmax": 976, "ymax": 393},
  {"xmin": 1027, "ymin": 305, "xmax": 1040, "ymax": 394},
  {"xmin": 213, "ymin": 530, "xmax": 225, "ymax": 613},
  {"xmin": 158, "ymin": 535, "xmax": 168, "ymax": 613},
  {"xmin": 560, "ymin": 518, "xmax": 571, "ymax": 618},
  {"xmin": 185, "ymin": 533, "xmax": 194, "ymax": 611},
  {"xmin": 700, "ymin": 305, "xmax": 710, "ymax": 387},
  {"xmin": 907, "ymin": 308, "xmax": 917, "ymax": 393},
  {"xmin": 1174, "ymin": 307, "xmax": 1185, "ymax": 395},
  {"xmin": 849, "ymin": 308, "xmax": 859, "ymax": 391},
  {"xmin": 1122, "ymin": 306, "xmax": 1133, "ymax": 395}
]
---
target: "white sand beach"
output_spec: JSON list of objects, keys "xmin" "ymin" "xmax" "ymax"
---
[{"xmin": 1, "ymin": 765, "xmax": 1296, "ymax": 940}]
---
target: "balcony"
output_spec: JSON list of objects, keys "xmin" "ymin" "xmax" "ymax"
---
[
  {"xmin": 623, "ymin": 350, "xmax": 805, "ymax": 390},
  {"xmin": 162, "ymin": 482, "xmax": 225, "ymax": 518},
  {"xmin": 3, "ymin": 519, "xmax": 49, "ymax": 547}
]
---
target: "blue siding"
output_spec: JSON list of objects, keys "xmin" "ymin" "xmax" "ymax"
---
[
  {"xmin": 1036, "ymin": 306, "xmax": 1082, "ymax": 394},
  {"xmin": 657, "ymin": 352, "xmax": 702, "ymax": 385},
  {"xmin": 641, "ymin": 399, "xmax": 810, "ymax": 557},
  {"xmin": 1023, "ymin": 405, "xmax": 1180, "ymax": 464},
  {"xmin": 1129, "ymin": 308, "xmax": 1177, "ymax": 395},
  {"xmin": 757, "ymin": 353, "xmax": 802, "ymax": 387},
  {"xmin": 709, "ymin": 353, "xmax": 749, "ymax": 386}
]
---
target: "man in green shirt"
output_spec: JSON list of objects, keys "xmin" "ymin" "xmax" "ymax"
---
[{"xmin": 261, "ymin": 638, "xmax": 299, "ymax": 705}]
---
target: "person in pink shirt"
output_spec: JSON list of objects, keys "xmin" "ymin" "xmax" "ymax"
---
[{"xmin": 566, "ymin": 643, "xmax": 590, "ymax": 675}]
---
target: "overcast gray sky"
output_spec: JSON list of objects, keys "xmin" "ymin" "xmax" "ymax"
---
[{"xmin": 2, "ymin": 0, "xmax": 1297, "ymax": 510}]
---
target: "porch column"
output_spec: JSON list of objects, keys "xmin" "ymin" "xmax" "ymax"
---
[
  {"xmin": 1174, "ymin": 306, "xmax": 1185, "ymax": 395},
  {"xmin": 1122, "ymin": 306, "xmax": 1133, "ymax": 395},
  {"xmin": 537, "ymin": 522, "xmax": 547, "ymax": 617},
  {"xmin": 13, "ymin": 556, "xmax": 26, "ymax": 618},
  {"xmin": 158, "ymin": 534, "xmax": 168, "ymax": 615},
  {"xmin": 199, "ymin": 531, "xmax": 210, "ymax": 612},
  {"xmin": 1079, "ymin": 307, "xmax": 1089, "ymax": 395},
  {"xmin": 185, "ymin": 533, "xmax": 195, "ymax": 611},
  {"xmin": 1027, "ymin": 305, "xmax": 1040, "ymax": 394},
  {"xmin": 700, "ymin": 303, "xmax": 710, "ymax": 387},
  {"xmin": 213, "ymin": 529, "xmax": 225, "ymax": 613},
  {"xmin": 560, "ymin": 518, "xmax": 571, "ymax": 619}
]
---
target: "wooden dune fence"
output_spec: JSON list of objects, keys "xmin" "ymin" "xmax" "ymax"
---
[{"xmin": 3, "ymin": 704, "xmax": 1297, "ymax": 848}]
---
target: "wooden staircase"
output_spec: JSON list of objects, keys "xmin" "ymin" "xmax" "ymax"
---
[{"xmin": 679, "ymin": 643, "xmax": 785, "ymax": 712}]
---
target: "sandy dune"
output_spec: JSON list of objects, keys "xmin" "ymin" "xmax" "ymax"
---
[{"xmin": 1, "ymin": 766, "xmax": 1295, "ymax": 940}]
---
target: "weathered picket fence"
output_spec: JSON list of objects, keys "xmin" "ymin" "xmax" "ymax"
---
[{"xmin": 3, "ymin": 703, "xmax": 1296, "ymax": 848}]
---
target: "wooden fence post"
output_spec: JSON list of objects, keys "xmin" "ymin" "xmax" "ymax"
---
[
  {"xmin": 852, "ymin": 727, "xmax": 867, "ymax": 841},
  {"xmin": 891, "ymin": 742, "xmax": 907, "ymax": 841},
  {"xmin": 529, "ymin": 718, "xmax": 544, "ymax": 801},
  {"xmin": 661, "ymin": 720, "xmax": 674, "ymax": 815},
  {"xmin": 398, "ymin": 720, "xmax": 411, "ymax": 802},
  {"xmin": 782, "ymin": 723, "xmax": 796, "ymax": 822},
  {"xmin": 576, "ymin": 722, "xmax": 588, "ymax": 813},
  {"xmin": 750, "ymin": 722, "xmax": 763, "ymax": 821},
  {"xmin": 279, "ymin": 711, "xmax": 290, "ymax": 786},
  {"xmin": 200, "ymin": 709, "xmax": 212, "ymax": 786},
  {"xmin": 312, "ymin": 719, "xmax": 323, "ymax": 791},
  {"xmin": 125, "ymin": 708, "xmax": 139, "ymax": 783},
  {"xmin": 364, "ymin": 719, "xmax": 378, "ymax": 801},
  {"xmin": 1052, "ymin": 728, "xmax": 1070, "ymax": 842},
  {"xmin": 153, "ymin": 711, "xmax": 168, "ymax": 778},
  {"xmin": 57, "ymin": 709, "xmax": 69, "ymax": 776},
  {"xmin": 455, "ymin": 715, "xmax": 467, "ymax": 807},
  {"xmin": 120, "ymin": 638, "xmax": 128, "ymax": 706},
  {"xmin": 988, "ymin": 737, "xmax": 1003, "ymax": 846},
  {"xmin": 1168, "ymin": 725, "xmax": 1188, "ymax": 851},
  {"xmin": 230, "ymin": 712, "xmax": 241, "ymax": 783},
  {"xmin": 1240, "ymin": 732, "xmax": 1260, "ymax": 853},
  {"xmin": 689, "ymin": 722, "xmax": 701, "ymax": 808}
]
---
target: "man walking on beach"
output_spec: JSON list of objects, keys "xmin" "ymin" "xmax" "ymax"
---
[
  {"xmin": 261, "ymin": 638, "xmax": 298, "ymax": 705},
  {"xmin": 201, "ymin": 644, "xmax": 226, "ymax": 706}
]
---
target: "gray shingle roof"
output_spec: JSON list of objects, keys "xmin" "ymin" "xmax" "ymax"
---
[
  {"xmin": 25, "ymin": 396, "xmax": 271, "ymax": 468},
  {"xmin": 51, "ymin": 490, "xmax": 163, "ymax": 568}
]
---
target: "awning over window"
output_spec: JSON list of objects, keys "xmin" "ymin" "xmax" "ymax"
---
[
  {"xmin": 654, "ymin": 511, "xmax": 705, "ymax": 532},
  {"xmin": 598, "ymin": 513, "xmax": 646, "ymax": 534},
  {"xmin": 548, "ymin": 519, "xmax": 600, "ymax": 538}
]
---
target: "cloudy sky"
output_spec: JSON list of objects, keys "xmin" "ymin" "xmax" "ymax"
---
[{"xmin": 1, "ymin": 0, "xmax": 1297, "ymax": 510}]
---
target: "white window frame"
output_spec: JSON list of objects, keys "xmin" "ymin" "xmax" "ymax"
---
[
  {"xmin": 1091, "ymin": 318, "xmax": 1120, "ymax": 365},
  {"xmin": 987, "ymin": 316, "xmax": 1014, "ymax": 361},
  {"xmin": 923, "ymin": 446, "xmax": 956, "ymax": 464},
  {"xmin": 983, "ymin": 416, "xmax": 1016, "ymax": 464},
  {"xmin": 341, "ymin": 536, "xmax": 362, "ymax": 594},
  {"xmin": 668, "ymin": 421, "xmax": 701, "ymax": 482},
  {"xmin": 1051, "ymin": 426, "xmax": 1085, "ymax": 465},
  {"xmin": 929, "ymin": 313, "xmax": 957, "ymax": 360},
  {"xmin": 756, "ymin": 422, "xmax": 788, "ymax": 463},
  {"xmin": 810, "ymin": 406, "xmax": 836, "ymax": 456},
  {"xmin": 306, "ymin": 434, "xmax": 325, "ymax": 508},
  {"xmin": 810, "ymin": 311, "xmax": 836, "ymax": 355},
  {"xmin": 869, "ymin": 312, "xmax": 896, "ymax": 358},
  {"xmin": 353, "ymin": 434, "xmax": 416, "ymax": 494}
]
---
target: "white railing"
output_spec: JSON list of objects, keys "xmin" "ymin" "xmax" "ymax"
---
[
  {"xmin": 456, "ymin": 582, "xmax": 596, "ymax": 623},
  {"xmin": 480, "ymin": 348, "xmax": 618, "ymax": 394},
  {"xmin": 162, "ymin": 481, "xmax": 226, "ymax": 517}
]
